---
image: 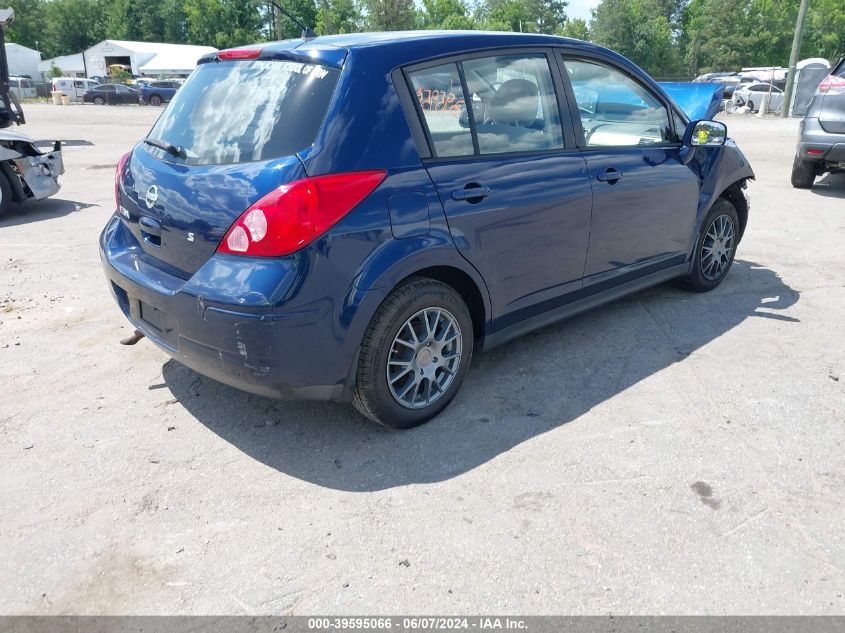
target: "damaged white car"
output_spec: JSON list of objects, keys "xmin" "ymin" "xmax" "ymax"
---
[
  {"xmin": 0, "ymin": 7, "xmax": 64, "ymax": 215},
  {"xmin": 0, "ymin": 130, "xmax": 64, "ymax": 214}
]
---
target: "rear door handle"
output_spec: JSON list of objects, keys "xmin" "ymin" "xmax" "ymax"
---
[
  {"xmin": 596, "ymin": 168, "xmax": 623, "ymax": 183},
  {"xmin": 451, "ymin": 185, "xmax": 492, "ymax": 202}
]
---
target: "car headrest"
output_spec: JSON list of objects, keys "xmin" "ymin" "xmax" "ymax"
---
[{"xmin": 489, "ymin": 79, "xmax": 540, "ymax": 126}]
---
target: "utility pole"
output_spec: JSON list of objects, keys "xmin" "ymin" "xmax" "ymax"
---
[{"xmin": 781, "ymin": 0, "xmax": 810, "ymax": 117}]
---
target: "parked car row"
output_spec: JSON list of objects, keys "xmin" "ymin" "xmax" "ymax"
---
[{"xmin": 48, "ymin": 76, "xmax": 182, "ymax": 106}]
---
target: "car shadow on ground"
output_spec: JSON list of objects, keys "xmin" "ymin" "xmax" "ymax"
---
[
  {"xmin": 163, "ymin": 260, "xmax": 799, "ymax": 491},
  {"xmin": 811, "ymin": 173, "xmax": 845, "ymax": 198},
  {"xmin": 0, "ymin": 198, "xmax": 96, "ymax": 227}
]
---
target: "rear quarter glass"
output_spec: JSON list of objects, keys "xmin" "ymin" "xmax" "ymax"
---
[{"xmin": 146, "ymin": 60, "xmax": 340, "ymax": 166}]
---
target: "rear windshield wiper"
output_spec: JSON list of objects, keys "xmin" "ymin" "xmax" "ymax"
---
[{"xmin": 143, "ymin": 137, "xmax": 186, "ymax": 159}]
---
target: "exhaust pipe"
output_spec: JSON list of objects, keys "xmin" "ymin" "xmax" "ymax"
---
[{"xmin": 120, "ymin": 329, "xmax": 145, "ymax": 346}]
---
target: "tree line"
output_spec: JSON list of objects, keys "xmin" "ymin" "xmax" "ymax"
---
[{"xmin": 6, "ymin": 0, "xmax": 844, "ymax": 78}]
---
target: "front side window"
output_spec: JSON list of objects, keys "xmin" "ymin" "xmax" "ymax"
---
[
  {"xmin": 407, "ymin": 63, "xmax": 473, "ymax": 158},
  {"xmin": 563, "ymin": 58, "xmax": 672, "ymax": 147},
  {"xmin": 463, "ymin": 54, "xmax": 564, "ymax": 154}
]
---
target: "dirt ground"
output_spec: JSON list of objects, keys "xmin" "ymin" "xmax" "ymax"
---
[{"xmin": 1, "ymin": 104, "xmax": 843, "ymax": 615}]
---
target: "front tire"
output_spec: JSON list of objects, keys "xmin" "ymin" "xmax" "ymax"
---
[
  {"xmin": 791, "ymin": 156, "xmax": 816, "ymax": 188},
  {"xmin": 93, "ymin": 96, "xmax": 105, "ymax": 105},
  {"xmin": 682, "ymin": 198, "xmax": 740, "ymax": 293},
  {"xmin": 0, "ymin": 172, "xmax": 12, "ymax": 216},
  {"xmin": 353, "ymin": 279, "xmax": 474, "ymax": 429},
  {"xmin": 149, "ymin": 95, "xmax": 162, "ymax": 107}
]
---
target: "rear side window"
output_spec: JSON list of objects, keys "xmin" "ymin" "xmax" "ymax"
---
[
  {"xmin": 407, "ymin": 54, "xmax": 564, "ymax": 158},
  {"xmin": 147, "ymin": 60, "xmax": 340, "ymax": 166},
  {"xmin": 407, "ymin": 63, "xmax": 473, "ymax": 158},
  {"xmin": 463, "ymin": 54, "xmax": 564, "ymax": 154}
]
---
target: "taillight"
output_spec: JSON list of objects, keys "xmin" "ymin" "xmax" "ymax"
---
[
  {"xmin": 218, "ymin": 47, "xmax": 262, "ymax": 61},
  {"xmin": 218, "ymin": 170, "xmax": 387, "ymax": 257},
  {"xmin": 115, "ymin": 151, "xmax": 131, "ymax": 209},
  {"xmin": 817, "ymin": 74, "xmax": 845, "ymax": 95}
]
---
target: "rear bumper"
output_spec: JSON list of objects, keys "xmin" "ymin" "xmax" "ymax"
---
[
  {"xmin": 99, "ymin": 215, "xmax": 358, "ymax": 401},
  {"xmin": 797, "ymin": 118, "xmax": 845, "ymax": 164}
]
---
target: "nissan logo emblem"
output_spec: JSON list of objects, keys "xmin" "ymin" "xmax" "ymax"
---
[{"xmin": 145, "ymin": 185, "xmax": 159, "ymax": 209}]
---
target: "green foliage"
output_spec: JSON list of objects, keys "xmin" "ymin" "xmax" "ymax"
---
[
  {"xmin": 803, "ymin": 0, "xmax": 845, "ymax": 63},
  {"xmin": 479, "ymin": 0, "xmax": 567, "ymax": 33},
  {"xmin": 40, "ymin": 0, "xmax": 108, "ymax": 58},
  {"xmin": 681, "ymin": 0, "xmax": 844, "ymax": 75},
  {"xmin": 418, "ymin": 0, "xmax": 473, "ymax": 30},
  {"xmin": 316, "ymin": 0, "xmax": 361, "ymax": 35},
  {"xmin": 361, "ymin": 0, "xmax": 416, "ymax": 30},
  {"xmin": 557, "ymin": 17, "xmax": 589, "ymax": 40},
  {"xmin": 5, "ymin": 0, "xmax": 46, "ymax": 51},
  {"xmin": 590, "ymin": 0, "xmax": 681, "ymax": 77},
  {"xmin": 48, "ymin": 64, "xmax": 64, "ymax": 78}
]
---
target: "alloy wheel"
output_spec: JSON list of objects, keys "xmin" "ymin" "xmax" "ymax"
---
[
  {"xmin": 386, "ymin": 307, "xmax": 462, "ymax": 410},
  {"xmin": 700, "ymin": 214, "xmax": 736, "ymax": 281}
]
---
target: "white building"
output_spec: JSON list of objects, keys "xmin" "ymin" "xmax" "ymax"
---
[
  {"xmin": 6, "ymin": 43, "xmax": 41, "ymax": 79},
  {"xmin": 38, "ymin": 53, "xmax": 86, "ymax": 78},
  {"xmin": 83, "ymin": 40, "xmax": 217, "ymax": 78}
]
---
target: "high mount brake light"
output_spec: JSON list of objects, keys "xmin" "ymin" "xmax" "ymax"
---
[
  {"xmin": 218, "ymin": 48, "xmax": 262, "ymax": 61},
  {"xmin": 217, "ymin": 170, "xmax": 387, "ymax": 257},
  {"xmin": 817, "ymin": 74, "xmax": 845, "ymax": 95},
  {"xmin": 115, "ymin": 151, "xmax": 131, "ymax": 209}
]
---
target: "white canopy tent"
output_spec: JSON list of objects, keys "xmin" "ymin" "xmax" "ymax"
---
[
  {"xmin": 6, "ymin": 43, "xmax": 41, "ymax": 78},
  {"xmin": 38, "ymin": 53, "xmax": 86, "ymax": 78},
  {"xmin": 83, "ymin": 40, "xmax": 217, "ymax": 78}
]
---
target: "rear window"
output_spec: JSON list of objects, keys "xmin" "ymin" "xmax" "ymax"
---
[{"xmin": 147, "ymin": 59, "xmax": 340, "ymax": 166}]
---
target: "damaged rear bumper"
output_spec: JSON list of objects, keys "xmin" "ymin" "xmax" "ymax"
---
[
  {"xmin": 99, "ymin": 215, "xmax": 350, "ymax": 401},
  {"xmin": 18, "ymin": 141, "xmax": 64, "ymax": 200},
  {"xmin": 0, "ymin": 138, "xmax": 64, "ymax": 201}
]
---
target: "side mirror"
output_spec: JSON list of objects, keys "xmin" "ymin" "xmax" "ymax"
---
[
  {"xmin": 685, "ymin": 120, "xmax": 727, "ymax": 147},
  {"xmin": 679, "ymin": 120, "xmax": 727, "ymax": 164}
]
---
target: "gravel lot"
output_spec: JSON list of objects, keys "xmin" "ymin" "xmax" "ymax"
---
[{"xmin": 1, "ymin": 104, "xmax": 843, "ymax": 615}]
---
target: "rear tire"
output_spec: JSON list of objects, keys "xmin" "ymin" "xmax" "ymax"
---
[
  {"xmin": 682, "ymin": 198, "xmax": 740, "ymax": 293},
  {"xmin": 353, "ymin": 278, "xmax": 474, "ymax": 429},
  {"xmin": 0, "ymin": 172, "xmax": 12, "ymax": 216},
  {"xmin": 791, "ymin": 156, "xmax": 816, "ymax": 188}
]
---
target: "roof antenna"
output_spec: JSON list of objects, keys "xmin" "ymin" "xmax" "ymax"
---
[{"xmin": 270, "ymin": 0, "xmax": 318, "ymax": 40}]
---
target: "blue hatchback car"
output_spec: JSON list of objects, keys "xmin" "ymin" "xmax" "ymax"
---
[{"xmin": 101, "ymin": 31, "xmax": 754, "ymax": 428}]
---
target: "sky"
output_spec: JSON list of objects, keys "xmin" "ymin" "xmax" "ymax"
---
[{"xmin": 566, "ymin": 0, "xmax": 600, "ymax": 21}]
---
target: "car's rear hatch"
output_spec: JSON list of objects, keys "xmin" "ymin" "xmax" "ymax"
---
[
  {"xmin": 118, "ymin": 51, "xmax": 342, "ymax": 277},
  {"xmin": 817, "ymin": 59, "xmax": 845, "ymax": 134}
]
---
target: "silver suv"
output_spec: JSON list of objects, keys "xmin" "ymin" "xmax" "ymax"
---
[{"xmin": 792, "ymin": 58, "xmax": 845, "ymax": 188}]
